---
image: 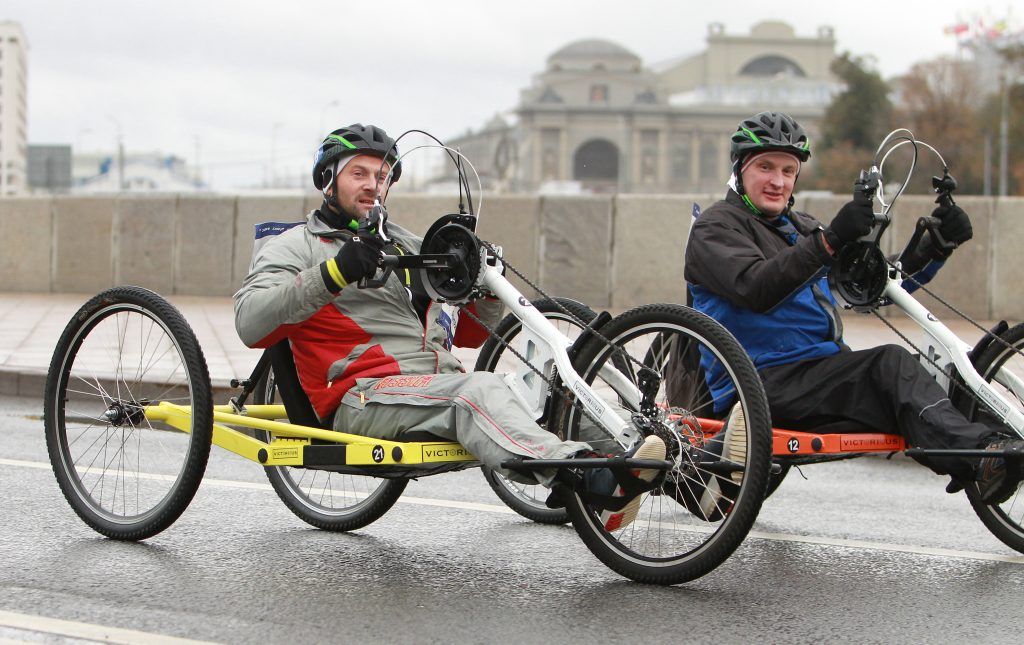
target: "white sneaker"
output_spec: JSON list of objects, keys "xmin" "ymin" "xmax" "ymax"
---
[
  {"xmin": 599, "ymin": 435, "xmax": 667, "ymax": 531},
  {"xmin": 698, "ymin": 403, "xmax": 746, "ymax": 519}
]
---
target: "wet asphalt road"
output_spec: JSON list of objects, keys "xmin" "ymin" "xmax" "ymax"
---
[{"xmin": 2, "ymin": 392, "xmax": 1023, "ymax": 644}]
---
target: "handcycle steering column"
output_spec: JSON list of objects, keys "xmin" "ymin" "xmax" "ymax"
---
[{"xmin": 830, "ymin": 131, "xmax": 1024, "ymax": 443}]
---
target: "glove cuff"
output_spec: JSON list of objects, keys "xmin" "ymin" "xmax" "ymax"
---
[
  {"xmin": 320, "ymin": 258, "xmax": 348, "ymax": 294},
  {"xmin": 823, "ymin": 228, "xmax": 843, "ymax": 251}
]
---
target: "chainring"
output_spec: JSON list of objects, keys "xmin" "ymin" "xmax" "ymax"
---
[
  {"xmin": 419, "ymin": 223, "xmax": 483, "ymax": 305},
  {"xmin": 828, "ymin": 240, "xmax": 888, "ymax": 310}
]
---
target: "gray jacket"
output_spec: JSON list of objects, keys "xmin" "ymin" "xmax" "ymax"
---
[{"xmin": 234, "ymin": 210, "xmax": 503, "ymax": 420}]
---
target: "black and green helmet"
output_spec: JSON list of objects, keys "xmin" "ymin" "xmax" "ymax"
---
[
  {"xmin": 730, "ymin": 111, "xmax": 811, "ymax": 163},
  {"xmin": 312, "ymin": 123, "xmax": 402, "ymax": 190}
]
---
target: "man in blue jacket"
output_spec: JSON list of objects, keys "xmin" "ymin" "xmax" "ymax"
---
[{"xmin": 684, "ymin": 111, "xmax": 1023, "ymax": 503}]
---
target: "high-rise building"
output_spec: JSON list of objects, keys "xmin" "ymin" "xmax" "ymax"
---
[{"xmin": 0, "ymin": 21, "xmax": 28, "ymax": 196}]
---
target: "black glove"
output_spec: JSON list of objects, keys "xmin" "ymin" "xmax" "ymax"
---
[
  {"xmin": 932, "ymin": 203, "xmax": 972, "ymax": 246},
  {"xmin": 826, "ymin": 194, "xmax": 874, "ymax": 250},
  {"xmin": 321, "ymin": 236, "xmax": 382, "ymax": 293}
]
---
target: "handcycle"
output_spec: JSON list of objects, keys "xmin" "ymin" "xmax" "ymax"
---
[
  {"xmin": 42, "ymin": 140, "xmax": 776, "ymax": 585},
  {"xmin": 659, "ymin": 128, "xmax": 1024, "ymax": 551}
]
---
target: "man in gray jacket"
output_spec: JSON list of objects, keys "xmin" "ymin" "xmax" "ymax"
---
[{"xmin": 234, "ymin": 123, "xmax": 664, "ymax": 531}]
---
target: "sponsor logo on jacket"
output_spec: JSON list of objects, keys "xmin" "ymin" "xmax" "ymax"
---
[{"xmin": 373, "ymin": 375, "xmax": 436, "ymax": 389}]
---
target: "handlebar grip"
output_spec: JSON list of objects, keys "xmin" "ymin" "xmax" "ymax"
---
[
  {"xmin": 357, "ymin": 253, "xmax": 396, "ymax": 289},
  {"xmin": 920, "ymin": 216, "xmax": 956, "ymax": 254}
]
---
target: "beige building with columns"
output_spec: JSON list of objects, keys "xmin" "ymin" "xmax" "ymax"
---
[{"xmin": 441, "ymin": 21, "xmax": 839, "ymax": 194}]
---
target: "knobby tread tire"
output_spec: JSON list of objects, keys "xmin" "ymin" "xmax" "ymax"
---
[
  {"xmin": 957, "ymin": 322, "xmax": 1024, "ymax": 553},
  {"xmin": 563, "ymin": 303, "xmax": 771, "ymax": 585}
]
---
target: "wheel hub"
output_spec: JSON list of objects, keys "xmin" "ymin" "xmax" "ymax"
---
[{"xmin": 103, "ymin": 401, "xmax": 145, "ymax": 427}]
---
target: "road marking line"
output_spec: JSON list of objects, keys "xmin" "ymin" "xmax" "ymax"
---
[
  {"xmin": 0, "ymin": 610, "xmax": 219, "ymax": 645},
  {"xmin": 742, "ymin": 529, "xmax": 1024, "ymax": 564},
  {"xmin": 8, "ymin": 456, "xmax": 1023, "ymax": 564}
]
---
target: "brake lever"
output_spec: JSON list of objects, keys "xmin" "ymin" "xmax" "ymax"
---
[
  {"xmin": 932, "ymin": 171, "xmax": 957, "ymax": 208},
  {"xmin": 922, "ymin": 216, "xmax": 956, "ymax": 255},
  {"xmin": 927, "ymin": 170, "xmax": 958, "ymax": 254},
  {"xmin": 362, "ymin": 201, "xmax": 391, "ymax": 243},
  {"xmin": 854, "ymin": 167, "xmax": 888, "ymax": 239},
  {"xmin": 358, "ymin": 252, "xmax": 396, "ymax": 289}
]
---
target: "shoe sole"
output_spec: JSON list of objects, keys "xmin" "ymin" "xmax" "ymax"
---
[
  {"xmin": 600, "ymin": 436, "xmax": 666, "ymax": 532},
  {"xmin": 698, "ymin": 404, "xmax": 746, "ymax": 518}
]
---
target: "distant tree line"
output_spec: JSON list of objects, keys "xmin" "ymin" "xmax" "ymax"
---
[{"xmin": 803, "ymin": 49, "xmax": 1024, "ymax": 196}]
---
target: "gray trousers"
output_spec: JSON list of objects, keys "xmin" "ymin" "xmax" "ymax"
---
[{"xmin": 333, "ymin": 371, "xmax": 591, "ymax": 484}]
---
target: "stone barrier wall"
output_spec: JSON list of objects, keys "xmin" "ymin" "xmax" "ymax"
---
[{"xmin": 1, "ymin": 193, "xmax": 1023, "ymax": 319}]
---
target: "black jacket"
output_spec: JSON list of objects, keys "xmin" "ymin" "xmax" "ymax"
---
[{"xmin": 683, "ymin": 191, "xmax": 845, "ymax": 412}]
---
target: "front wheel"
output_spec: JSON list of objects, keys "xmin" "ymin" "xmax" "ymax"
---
[
  {"xmin": 561, "ymin": 304, "xmax": 771, "ymax": 585},
  {"xmin": 957, "ymin": 323, "xmax": 1024, "ymax": 553},
  {"xmin": 475, "ymin": 297, "xmax": 598, "ymax": 525},
  {"xmin": 43, "ymin": 287, "xmax": 213, "ymax": 540}
]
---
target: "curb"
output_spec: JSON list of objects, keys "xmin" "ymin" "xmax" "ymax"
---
[{"xmin": 0, "ymin": 366, "xmax": 237, "ymax": 402}]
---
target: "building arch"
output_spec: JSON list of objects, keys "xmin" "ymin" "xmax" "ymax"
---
[
  {"xmin": 573, "ymin": 138, "xmax": 619, "ymax": 182},
  {"xmin": 739, "ymin": 54, "xmax": 806, "ymax": 77}
]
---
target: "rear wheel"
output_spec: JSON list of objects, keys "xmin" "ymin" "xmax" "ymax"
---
[
  {"xmin": 958, "ymin": 323, "xmax": 1024, "ymax": 553},
  {"xmin": 253, "ymin": 367, "xmax": 407, "ymax": 531},
  {"xmin": 562, "ymin": 304, "xmax": 771, "ymax": 584},
  {"xmin": 44, "ymin": 287, "xmax": 213, "ymax": 540},
  {"xmin": 475, "ymin": 298, "xmax": 597, "ymax": 524}
]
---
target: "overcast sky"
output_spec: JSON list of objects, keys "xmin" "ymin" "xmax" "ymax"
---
[{"xmin": 4, "ymin": 0, "xmax": 1011, "ymax": 190}]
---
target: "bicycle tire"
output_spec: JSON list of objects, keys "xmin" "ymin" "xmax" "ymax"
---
[
  {"xmin": 253, "ymin": 366, "xmax": 407, "ymax": 531},
  {"xmin": 44, "ymin": 286, "xmax": 213, "ymax": 540},
  {"xmin": 642, "ymin": 328, "xmax": 787, "ymax": 501},
  {"xmin": 957, "ymin": 322, "xmax": 1024, "ymax": 553},
  {"xmin": 475, "ymin": 297, "xmax": 598, "ymax": 525},
  {"xmin": 561, "ymin": 304, "xmax": 771, "ymax": 585}
]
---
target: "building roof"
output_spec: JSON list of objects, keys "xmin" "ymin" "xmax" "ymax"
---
[{"xmin": 548, "ymin": 39, "xmax": 641, "ymax": 64}]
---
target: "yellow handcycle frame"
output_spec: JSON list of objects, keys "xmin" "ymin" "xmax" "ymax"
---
[{"xmin": 147, "ymin": 401, "xmax": 479, "ymax": 471}]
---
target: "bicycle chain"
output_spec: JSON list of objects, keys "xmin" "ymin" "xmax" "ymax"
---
[
  {"xmin": 458, "ymin": 241, "xmax": 663, "ymax": 438},
  {"xmin": 871, "ymin": 259, "xmax": 1021, "ymax": 420},
  {"xmin": 458, "ymin": 304, "xmax": 608, "ymax": 433},
  {"xmin": 892, "ymin": 260, "xmax": 1024, "ymax": 361},
  {"xmin": 478, "ymin": 240, "xmax": 653, "ymax": 375}
]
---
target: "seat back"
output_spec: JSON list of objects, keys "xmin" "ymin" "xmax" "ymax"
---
[{"xmin": 267, "ymin": 340, "xmax": 330, "ymax": 429}]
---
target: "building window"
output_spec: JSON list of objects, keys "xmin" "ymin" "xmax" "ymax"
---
[
  {"xmin": 640, "ymin": 129, "xmax": 659, "ymax": 184},
  {"xmin": 540, "ymin": 128, "xmax": 561, "ymax": 180},
  {"xmin": 671, "ymin": 133, "xmax": 693, "ymax": 186},
  {"xmin": 739, "ymin": 55, "xmax": 806, "ymax": 77},
  {"xmin": 699, "ymin": 134, "xmax": 719, "ymax": 181},
  {"xmin": 589, "ymin": 84, "xmax": 609, "ymax": 104}
]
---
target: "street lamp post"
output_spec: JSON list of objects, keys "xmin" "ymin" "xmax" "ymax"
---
[
  {"xmin": 999, "ymin": 68, "xmax": 1010, "ymax": 197},
  {"xmin": 319, "ymin": 100, "xmax": 341, "ymax": 141},
  {"xmin": 270, "ymin": 122, "xmax": 283, "ymax": 188},
  {"xmin": 107, "ymin": 116, "xmax": 125, "ymax": 191}
]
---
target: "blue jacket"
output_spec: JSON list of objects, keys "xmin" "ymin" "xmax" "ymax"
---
[
  {"xmin": 684, "ymin": 192, "xmax": 845, "ymax": 413},
  {"xmin": 684, "ymin": 190, "xmax": 945, "ymax": 413}
]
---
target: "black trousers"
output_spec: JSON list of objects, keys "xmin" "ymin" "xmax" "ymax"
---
[{"xmin": 759, "ymin": 345, "xmax": 999, "ymax": 480}]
